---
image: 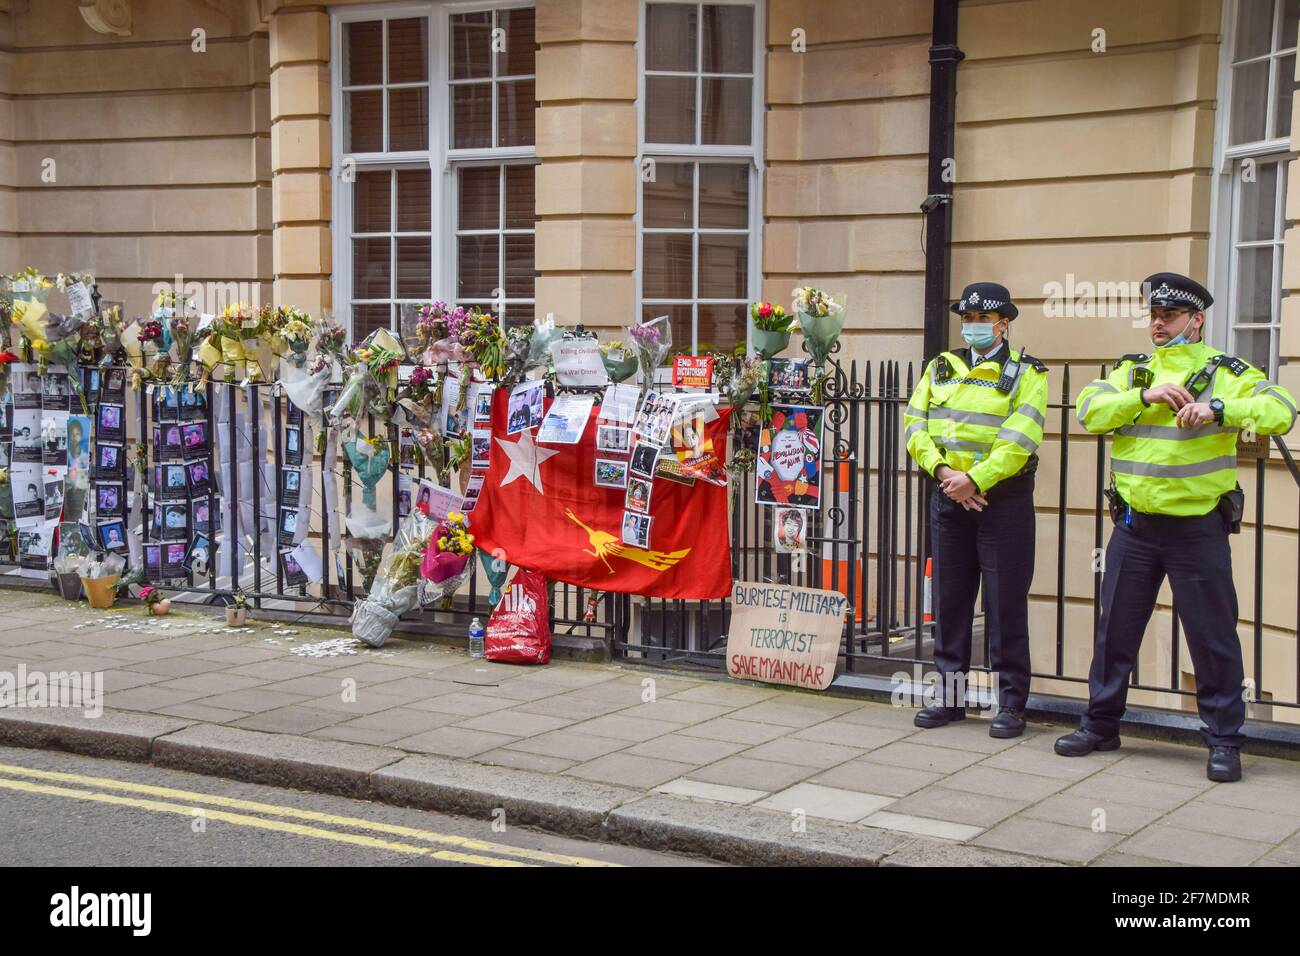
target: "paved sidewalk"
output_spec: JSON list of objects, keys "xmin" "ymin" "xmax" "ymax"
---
[{"xmin": 1, "ymin": 589, "xmax": 1298, "ymax": 866}]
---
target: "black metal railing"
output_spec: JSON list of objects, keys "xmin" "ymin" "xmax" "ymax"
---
[{"xmin": 618, "ymin": 359, "xmax": 1300, "ymax": 719}]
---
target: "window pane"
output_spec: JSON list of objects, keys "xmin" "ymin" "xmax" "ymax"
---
[
  {"xmin": 353, "ymin": 238, "xmax": 391, "ymax": 298},
  {"xmin": 642, "ymin": 233, "xmax": 693, "ymax": 299},
  {"xmin": 1273, "ymin": 53, "xmax": 1297, "ymax": 138},
  {"xmin": 451, "ymin": 12, "xmax": 492, "ymax": 80},
  {"xmin": 645, "ymin": 76, "xmax": 697, "ymax": 143},
  {"xmin": 697, "ymin": 303, "xmax": 744, "ymax": 354},
  {"xmin": 499, "ymin": 7, "xmax": 537, "ymax": 77},
  {"xmin": 453, "ymin": 83, "xmax": 492, "ymax": 148},
  {"xmin": 1234, "ymin": 326, "xmax": 1275, "ymax": 369},
  {"xmin": 698, "ymin": 163, "xmax": 749, "ymax": 229},
  {"xmin": 702, "ymin": 4, "xmax": 754, "ymax": 73},
  {"xmin": 347, "ymin": 90, "xmax": 383, "ymax": 152},
  {"xmin": 646, "ymin": 3, "xmax": 697, "ymax": 71},
  {"xmin": 1284, "ymin": 0, "xmax": 1300, "ymax": 51},
  {"xmin": 354, "ymin": 170, "xmax": 391, "ymax": 233},
  {"xmin": 505, "ymin": 164, "xmax": 536, "ymax": 228},
  {"xmin": 641, "ymin": 304, "xmax": 692, "ymax": 356},
  {"xmin": 1235, "ymin": 0, "xmax": 1275, "ymax": 60},
  {"xmin": 643, "ymin": 162, "xmax": 693, "ymax": 227},
  {"xmin": 696, "ymin": 233, "xmax": 747, "ymax": 298},
  {"xmin": 1238, "ymin": 160, "xmax": 1278, "ymax": 242},
  {"xmin": 352, "ymin": 304, "xmax": 392, "ymax": 340},
  {"xmin": 459, "ymin": 166, "xmax": 500, "ymax": 230},
  {"xmin": 388, "ymin": 87, "xmax": 428, "ymax": 151},
  {"xmin": 396, "ymin": 237, "xmax": 431, "ymax": 297},
  {"xmin": 346, "ymin": 21, "xmax": 382, "ymax": 86},
  {"xmin": 504, "ymin": 235, "xmax": 536, "ymax": 297},
  {"xmin": 497, "ymin": 79, "xmax": 536, "ymax": 147},
  {"xmin": 1230, "ymin": 60, "xmax": 1270, "ymax": 144},
  {"xmin": 388, "ymin": 18, "xmax": 428, "ymax": 84},
  {"xmin": 396, "ymin": 169, "xmax": 431, "ymax": 232},
  {"xmin": 701, "ymin": 77, "xmax": 751, "ymax": 145},
  {"xmin": 458, "ymin": 235, "xmax": 499, "ymax": 297},
  {"xmin": 1235, "ymin": 246, "xmax": 1274, "ymax": 323},
  {"xmin": 503, "ymin": 303, "xmax": 534, "ymax": 329}
]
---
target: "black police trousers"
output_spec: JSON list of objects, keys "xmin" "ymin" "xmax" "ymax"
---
[
  {"xmin": 928, "ymin": 475, "xmax": 1034, "ymax": 712},
  {"xmin": 1082, "ymin": 511, "xmax": 1246, "ymax": 748}
]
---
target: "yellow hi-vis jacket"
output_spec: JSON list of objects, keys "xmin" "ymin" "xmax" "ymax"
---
[
  {"xmin": 904, "ymin": 346, "xmax": 1050, "ymax": 492},
  {"xmin": 1076, "ymin": 341, "xmax": 1297, "ymax": 516}
]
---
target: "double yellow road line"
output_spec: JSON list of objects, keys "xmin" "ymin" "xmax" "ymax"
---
[{"xmin": 0, "ymin": 762, "xmax": 621, "ymax": 867}]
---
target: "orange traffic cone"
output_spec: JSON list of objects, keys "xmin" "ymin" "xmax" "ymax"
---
[{"xmin": 923, "ymin": 557, "xmax": 933, "ymax": 623}]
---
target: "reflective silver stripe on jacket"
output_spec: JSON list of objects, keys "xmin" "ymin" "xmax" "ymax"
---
[
  {"xmin": 926, "ymin": 406, "xmax": 1005, "ymax": 428},
  {"xmin": 905, "ymin": 421, "xmax": 925, "ymax": 441},
  {"xmin": 1116, "ymin": 423, "xmax": 1235, "ymax": 440},
  {"xmin": 995, "ymin": 428, "xmax": 1038, "ymax": 453},
  {"xmin": 937, "ymin": 439, "xmax": 993, "ymax": 454},
  {"xmin": 905, "ymin": 404, "xmax": 927, "ymax": 420},
  {"xmin": 1076, "ymin": 381, "xmax": 1119, "ymax": 423},
  {"xmin": 1253, "ymin": 380, "xmax": 1298, "ymax": 425},
  {"xmin": 1109, "ymin": 455, "xmax": 1238, "ymax": 479},
  {"xmin": 1014, "ymin": 403, "xmax": 1046, "ymax": 429}
]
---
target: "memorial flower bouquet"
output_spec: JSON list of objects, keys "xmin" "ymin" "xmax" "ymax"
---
[
  {"xmin": 274, "ymin": 308, "xmax": 314, "ymax": 368},
  {"xmin": 350, "ymin": 510, "xmax": 434, "ymax": 647},
  {"xmin": 201, "ymin": 303, "xmax": 258, "ymax": 380},
  {"xmin": 792, "ymin": 286, "xmax": 846, "ymax": 401},
  {"xmin": 137, "ymin": 316, "xmax": 168, "ymax": 379},
  {"xmin": 344, "ymin": 434, "xmax": 391, "ymax": 510},
  {"xmin": 629, "ymin": 315, "xmax": 672, "ymax": 394},
  {"xmin": 421, "ymin": 510, "xmax": 474, "ymax": 585},
  {"xmin": 139, "ymin": 585, "xmax": 171, "ymax": 616},
  {"xmin": 749, "ymin": 300, "xmax": 795, "ymax": 361},
  {"xmin": 525, "ymin": 312, "xmax": 562, "ymax": 373},
  {"xmin": 168, "ymin": 313, "xmax": 197, "ymax": 383},
  {"xmin": 34, "ymin": 311, "xmax": 91, "ymax": 414},
  {"xmin": 458, "ymin": 308, "xmax": 507, "ymax": 382},
  {"xmin": 599, "ymin": 338, "xmax": 638, "ymax": 383}
]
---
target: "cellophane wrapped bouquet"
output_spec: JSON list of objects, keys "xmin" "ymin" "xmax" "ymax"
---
[
  {"xmin": 420, "ymin": 510, "xmax": 474, "ymax": 606},
  {"xmin": 350, "ymin": 509, "xmax": 435, "ymax": 647}
]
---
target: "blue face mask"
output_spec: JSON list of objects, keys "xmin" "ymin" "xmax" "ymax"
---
[
  {"xmin": 961, "ymin": 322, "xmax": 998, "ymax": 349},
  {"xmin": 1156, "ymin": 313, "xmax": 1198, "ymax": 348}
]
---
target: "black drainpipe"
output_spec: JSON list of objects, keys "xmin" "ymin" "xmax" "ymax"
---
[{"xmin": 922, "ymin": 0, "xmax": 964, "ymax": 362}]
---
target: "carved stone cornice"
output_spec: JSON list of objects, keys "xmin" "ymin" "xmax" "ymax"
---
[{"xmin": 78, "ymin": 0, "xmax": 132, "ymax": 37}]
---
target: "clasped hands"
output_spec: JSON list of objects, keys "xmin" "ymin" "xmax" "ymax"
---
[
  {"xmin": 935, "ymin": 465, "xmax": 987, "ymax": 511},
  {"xmin": 1141, "ymin": 383, "xmax": 1216, "ymax": 427}
]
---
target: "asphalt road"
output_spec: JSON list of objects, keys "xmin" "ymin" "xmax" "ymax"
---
[{"xmin": 0, "ymin": 744, "xmax": 715, "ymax": 868}]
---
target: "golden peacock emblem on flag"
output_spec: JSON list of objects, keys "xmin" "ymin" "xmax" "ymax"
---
[{"xmin": 565, "ymin": 509, "xmax": 690, "ymax": 574}]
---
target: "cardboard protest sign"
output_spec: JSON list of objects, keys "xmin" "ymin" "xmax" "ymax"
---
[{"xmin": 725, "ymin": 581, "xmax": 847, "ymax": 690}]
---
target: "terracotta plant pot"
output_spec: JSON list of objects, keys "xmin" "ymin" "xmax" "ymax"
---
[
  {"xmin": 81, "ymin": 575, "xmax": 119, "ymax": 609},
  {"xmin": 150, "ymin": 599, "xmax": 171, "ymax": 615},
  {"xmin": 226, "ymin": 606, "xmax": 247, "ymax": 627}
]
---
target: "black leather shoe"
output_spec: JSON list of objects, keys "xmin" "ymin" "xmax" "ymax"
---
[
  {"xmin": 914, "ymin": 704, "xmax": 966, "ymax": 728},
  {"xmin": 989, "ymin": 709, "xmax": 1026, "ymax": 739},
  {"xmin": 1207, "ymin": 746, "xmax": 1242, "ymax": 783},
  {"xmin": 1054, "ymin": 728, "xmax": 1121, "ymax": 756}
]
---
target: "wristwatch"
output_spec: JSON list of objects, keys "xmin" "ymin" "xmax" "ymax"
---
[{"xmin": 1209, "ymin": 397, "xmax": 1225, "ymax": 425}]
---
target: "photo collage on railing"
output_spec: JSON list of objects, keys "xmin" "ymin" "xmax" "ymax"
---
[
  {"xmin": 142, "ymin": 383, "xmax": 214, "ymax": 583},
  {"xmin": 278, "ymin": 399, "xmax": 317, "ymax": 588}
]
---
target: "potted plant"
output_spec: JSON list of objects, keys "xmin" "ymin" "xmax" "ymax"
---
[
  {"xmin": 226, "ymin": 591, "xmax": 248, "ymax": 626},
  {"xmin": 749, "ymin": 301, "xmax": 796, "ymax": 360},
  {"xmin": 140, "ymin": 585, "xmax": 170, "ymax": 616}
]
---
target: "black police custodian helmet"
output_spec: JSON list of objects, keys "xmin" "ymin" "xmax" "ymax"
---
[
  {"xmin": 1142, "ymin": 272, "xmax": 1213, "ymax": 311},
  {"xmin": 951, "ymin": 281, "xmax": 1018, "ymax": 320}
]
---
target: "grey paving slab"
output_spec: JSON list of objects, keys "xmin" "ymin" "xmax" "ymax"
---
[
  {"xmin": 232, "ymin": 706, "xmax": 350, "ymax": 735},
  {"xmin": 465, "ymin": 679, "xmax": 571, "ymax": 702},
  {"xmin": 504, "ymin": 729, "xmax": 633, "ymax": 762},
  {"xmin": 1194, "ymin": 780, "xmax": 1300, "ymax": 817},
  {"xmin": 887, "ymin": 786, "xmax": 1030, "ymax": 828},
  {"xmin": 403, "ymin": 691, "xmax": 520, "ymax": 717},
  {"xmin": 1064, "ymin": 770, "xmax": 1205, "ymax": 811},
  {"xmin": 308, "ymin": 691, "xmax": 426, "ymax": 716},
  {"xmin": 655, "ymin": 778, "xmax": 769, "ymax": 805},
  {"xmin": 97, "ymin": 669, "xmax": 168, "ymax": 693},
  {"xmin": 665, "ymin": 682, "xmax": 782, "ymax": 707},
  {"xmin": 310, "ymin": 725, "xmax": 406, "ymax": 746},
  {"xmin": 974, "ymin": 817, "xmax": 1124, "ymax": 864},
  {"xmin": 570, "ymin": 675, "xmax": 701, "ymax": 704},
  {"xmin": 789, "ymin": 720, "xmax": 915, "ymax": 750},
  {"xmin": 725, "ymin": 698, "xmax": 859, "ymax": 728},
  {"xmin": 861, "ymin": 810, "xmax": 985, "ymax": 842},
  {"xmin": 426, "ymin": 660, "xmax": 531, "ymax": 685},
  {"xmin": 614, "ymin": 699, "xmax": 735, "ymax": 725},
  {"xmin": 191, "ymin": 645, "xmax": 289, "ymax": 665},
  {"xmin": 677, "ymin": 716, "xmax": 793, "ymax": 745},
  {"xmin": 1018, "ymin": 794, "xmax": 1167, "ymax": 835},
  {"xmin": 390, "ymin": 725, "xmax": 519, "ymax": 757},
  {"xmin": 326, "ymin": 662, "xmax": 426, "ymax": 684},
  {"xmin": 624, "ymin": 732, "xmax": 750, "ymax": 765},
  {"xmin": 129, "ymin": 656, "xmax": 233, "ymax": 678},
  {"xmin": 811, "ymin": 758, "xmax": 945, "ymax": 797},
  {"xmin": 1105, "ymin": 750, "xmax": 1217, "ymax": 790},
  {"xmin": 452, "ymin": 709, "xmax": 575, "ymax": 738},
  {"xmin": 567, "ymin": 714, "xmax": 686, "ymax": 743},
  {"xmin": 260, "ymin": 674, "xmax": 361, "ymax": 697},
  {"xmin": 742, "ymin": 737, "xmax": 865, "ymax": 770},
  {"xmin": 474, "ymin": 748, "xmax": 579, "ymax": 775},
  {"xmin": 566, "ymin": 752, "xmax": 695, "ymax": 789},
  {"xmin": 106, "ymin": 685, "xmax": 209, "ymax": 711},
  {"xmin": 835, "ymin": 702, "xmax": 936, "ymax": 730},
  {"xmin": 153, "ymin": 702, "xmax": 255, "ymax": 723},
  {"xmin": 1117, "ymin": 824, "xmax": 1273, "ymax": 867},
  {"xmin": 221, "ymin": 659, "xmax": 332, "ymax": 681},
  {"xmin": 940, "ymin": 765, "xmax": 1071, "ymax": 802},
  {"xmin": 864, "ymin": 740, "xmax": 985, "ymax": 774},
  {"xmin": 152, "ymin": 672, "xmax": 271, "ymax": 695},
  {"xmin": 352, "ymin": 675, "xmax": 460, "ymax": 699},
  {"xmin": 28, "ymin": 654, "xmax": 132, "ymax": 673},
  {"xmin": 908, "ymin": 720, "xmax": 1041, "ymax": 755},
  {"xmin": 1237, "ymin": 754, "xmax": 1300, "ymax": 789},
  {"xmin": 1160, "ymin": 801, "xmax": 1300, "ymax": 844},
  {"xmin": 978, "ymin": 739, "xmax": 1113, "ymax": 780},
  {"xmin": 511, "ymin": 694, "xmax": 629, "ymax": 721},
  {"xmin": 755, "ymin": 783, "xmax": 896, "ymax": 823},
  {"xmin": 336, "ymin": 707, "xmax": 464, "ymax": 736},
  {"xmin": 685, "ymin": 756, "xmax": 813, "ymax": 792},
  {"xmin": 187, "ymin": 687, "xmax": 317, "ymax": 714}
]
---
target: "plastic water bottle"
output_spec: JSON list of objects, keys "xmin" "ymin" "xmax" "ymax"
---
[{"xmin": 468, "ymin": 617, "xmax": 485, "ymax": 659}]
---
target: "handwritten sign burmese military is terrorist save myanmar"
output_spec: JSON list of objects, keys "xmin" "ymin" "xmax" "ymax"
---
[{"xmin": 725, "ymin": 581, "xmax": 848, "ymax": 690}]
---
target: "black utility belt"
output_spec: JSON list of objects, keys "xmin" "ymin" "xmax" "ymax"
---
[{"xmin": 1105, "ymin": 485, "xmax": 1244, "ymax": 534}]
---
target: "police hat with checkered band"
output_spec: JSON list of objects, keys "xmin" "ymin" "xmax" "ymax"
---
[
  {"xmin": 950, "ymin": 281, "xmax": 1019, "ymax": 320},
  {"xmin": 1142, "ymin": 272, "xmax": 1213, "ymax": 312}
]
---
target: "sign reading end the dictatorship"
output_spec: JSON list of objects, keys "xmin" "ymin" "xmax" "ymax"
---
[{"xmin": 725, "ymin": 581, "xmax": 848, "ymax": 691}]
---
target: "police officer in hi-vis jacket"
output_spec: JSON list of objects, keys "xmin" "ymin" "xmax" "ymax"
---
[
  {"xmin": 905, "ymin": 282, "xmax": 1049, "ymax": 738},
  {"xmin": 1056, "ymin": 273, "xmax": 1297, "ymax": 782}
]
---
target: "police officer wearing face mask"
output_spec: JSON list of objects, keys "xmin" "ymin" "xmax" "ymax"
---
[
  {"xmin": 905, "ymin": 282, "xmax": 1048, "ymax": 738},
  {"xmin": 1056, "ymin": 273, "xmax": 1297, "ymax": 782}
]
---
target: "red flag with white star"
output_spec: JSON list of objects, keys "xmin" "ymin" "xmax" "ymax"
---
[{"xmin": 472, "ymin": 389, "xmax": 733, "ymax": 600}]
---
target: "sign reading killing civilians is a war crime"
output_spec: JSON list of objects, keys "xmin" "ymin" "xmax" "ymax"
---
[{"xmin": 725, "ymin": 581, "xmax": 847, "ymax": 690}]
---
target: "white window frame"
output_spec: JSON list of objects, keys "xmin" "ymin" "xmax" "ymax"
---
[
  {"xmin": 1208, "ymin": 0, "xmax": 1297, "ymax": 375},
  {"xmin": 330, "ymin": 0, "xmax": 537, "ymax": 339},
  {"xmin": 634, "ymin": 0, "xmax": 764, "ymax": 357}
]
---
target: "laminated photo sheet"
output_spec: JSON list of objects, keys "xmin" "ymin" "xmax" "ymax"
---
[
  {"xmin": 263, "ymin": 458, "xmax": 314, "ymax": 549},
  {"xmin": 214, "ymin": 389, "xmax": 271, "ymax": 580}
]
